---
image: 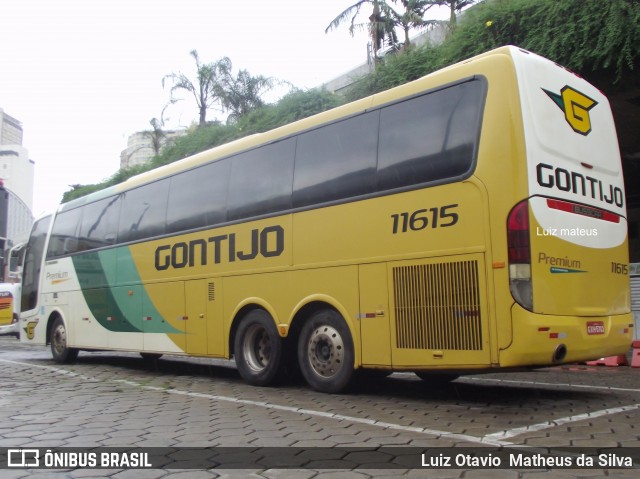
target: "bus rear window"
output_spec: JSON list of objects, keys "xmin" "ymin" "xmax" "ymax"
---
[{"xmin": 377, "ymin": 80, "xmax": 484, "ymax": 190}]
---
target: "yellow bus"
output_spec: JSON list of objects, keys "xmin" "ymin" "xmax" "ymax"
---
[
  {"xmin": 0, "ymin": 285, "xmax": 20, "ymax": 338},
  {"xmin": 20, "ymin": 46, "xmax": 632, "ymax": 393}
]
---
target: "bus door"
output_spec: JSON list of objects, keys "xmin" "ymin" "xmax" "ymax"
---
[
  {"xmin": 184, "ymin": 279, "xmax": 224, "ymax": 356},
  {"xmin": 359, "ymin": 263, "xmax": 392, "ymax": 366}
]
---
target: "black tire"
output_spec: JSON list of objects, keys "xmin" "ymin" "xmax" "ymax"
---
[
  {"xmin": 234, "ymin": 309, "xmax": 283, "ymax": 387},
  {"xmin": 12, "ymin": 314, "xmax": 19, "ymax": 339},
  {"xmin": 50, "ymin": 317, "xmax": 79, "ymax": 364},
  {"xmin": 298, "ymin": 308, "xmax": 355, "ymax": 394},
  {"xmin": 140, "ymin": 353, "xmax": 163, "ymax": 360},
  {"xmin": 414, "ymin": 372, "xmax": 459, "ymax": 385}
]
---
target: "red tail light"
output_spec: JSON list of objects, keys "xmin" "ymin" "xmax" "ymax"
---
[
  {"xmin": 508, "ymin": 201, "xmax": 530, "ymax": 263},
  {"xmin": 507, "ymin": 200, "xmax": 533, "ymax": 311}
]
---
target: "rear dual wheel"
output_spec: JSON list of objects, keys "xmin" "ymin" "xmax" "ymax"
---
[
  {"xmin": 298, "ymin": 309, "xmax": 354, "ymax": 394},
  {"xmin": 235, "ymin": 307, "xmax": 355, "ymax": 393}
]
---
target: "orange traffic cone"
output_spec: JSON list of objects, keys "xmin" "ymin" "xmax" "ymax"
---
[
  {"xmin": 586, "ymin": 355, "xmax": 628, "ymax": 367},
  {"xmin": 630, "ymin": 341, "xmax": 640, "ymax": 368}
]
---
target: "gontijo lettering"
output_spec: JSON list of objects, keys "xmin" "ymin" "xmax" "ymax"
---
[
  {"xmin": 536, "ymin": 163, "xmax": 624, "ymax": 208},
  {"xmin": 155, "ymin": 225, "xmax": 284, "ymax": 271}
]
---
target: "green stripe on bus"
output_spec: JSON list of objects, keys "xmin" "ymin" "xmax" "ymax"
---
[{"xmin": 73, "ymin": 248, "xmax": 181, "ymax": 334}]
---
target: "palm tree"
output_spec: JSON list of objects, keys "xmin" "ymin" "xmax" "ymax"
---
[
  {"xmin": 220, "ymin": 70, "xmax": 276, "ymax": 123},
  {"xmin": 438, "ymin": 0, "xmax": 478, "ymax": 30},
  {"xmin": 325, "ymin": 0, "xmax": 396, "ymax": 57},
  {"xmin": 145, "ymin": 118, "xmax": 166, "ymax": 156},
  {"xmin": 163, "ymin": 50, "xmax": 231, "ymax": 126},
  {"xmin": 326, "ymin": 0, "xmax": 456, "ymax": 58},
  {"xmin": 384, "ymin": 0, "xmax": 440, "ymax": 48}
]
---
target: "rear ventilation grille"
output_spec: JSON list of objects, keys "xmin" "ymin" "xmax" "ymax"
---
[
  {"xmin": 208, "ymin": 283, "xmax": 216, "ymax": 301},
  {"xmin": 393, "ymin": 260, "xmax": 482, "ymax": 350}
]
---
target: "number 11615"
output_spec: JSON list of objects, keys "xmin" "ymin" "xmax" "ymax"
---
[{"xmin": 391, "ymin": 204, "xmax": 459, "ymax": 234}]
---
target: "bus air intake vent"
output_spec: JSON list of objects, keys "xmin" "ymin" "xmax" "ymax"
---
[
  {"xmin": 208, "ymin": 283, "xmax": 216, "ymax": 302},
  {"xmin": 393, "ymin": 260, "xmax": 482, "ymax": 350}
]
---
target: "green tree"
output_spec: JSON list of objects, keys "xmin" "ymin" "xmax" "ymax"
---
[
  {"xmin": 344, "ymin": 0, "xmax": 640, "ymax": 100},
  {"xmin": 384, "ymin": 0, "xmax": 439, "ymax": 48},
  {"xmin": 438, "ymin": 0, "xmax": 640, "ymax": 81},
  {"xmin": 163, "ymin": 50, "xmax": 231, "ymax": 126},
  {"xmin": 145, "ymin": 118, "xmax": 166, "ymax": 156},
  {"xmin": 220, "ymin": 70, "xmax": 276, "ymax": 123},
  {"xmin": 235, "ymin": 88, "xmax": 343, "ymax": 133},
  {"xmin": 326, "ymin": 0, "xmax": 456, "ymax": 55},
  {"xmin": 440, "ymin": 0, "xmax": 478, "ymax": 31}
]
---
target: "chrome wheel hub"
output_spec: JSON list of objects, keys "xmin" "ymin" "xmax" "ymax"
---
[{"xmin": 307, "ymin": 325, "xmax": 344, "ymax": 378}]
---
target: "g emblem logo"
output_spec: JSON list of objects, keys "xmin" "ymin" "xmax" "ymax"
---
[{"xmin": 543, "ymin": 86, "xmax": 598, "ymax": 136}]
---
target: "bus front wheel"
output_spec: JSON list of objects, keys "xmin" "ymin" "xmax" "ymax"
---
[
  {"xmin": 298, "ymin": 309, "xmax": 354, "ymax": 394},
  {"xmin": 50, "ymin": 317, "xmax": 79, "ymax": 364},
  {"xmin": 234, "ymin": 309, "xmax": 283, "ymax": 387}
]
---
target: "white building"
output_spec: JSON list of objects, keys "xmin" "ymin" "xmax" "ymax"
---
[
  {"xmin": 0, "ymin": 145, "xmax": 33, "ymax": 213},
  {"xmin": 0, "ymin": 108, "xmax": 23, "ymax": 146},
  {"xmin": 0, "ymin": 109, "xmax": 34, "ymax": 249},
  {"xmin": 120, "ymin": 129, "xmax": 187, "ymax": 169}
]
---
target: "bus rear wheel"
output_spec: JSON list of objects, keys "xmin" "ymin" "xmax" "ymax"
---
[
  {"xmin": 298, "ymin": 309, "xmax": 354, "ymax": 394},
  {"xmin": 234, "ymin": 309, "xmax": 283, "ymax": 387},
  {"xmin": 50, "ymin": 317, "xmax": 79, "ymax": 364}
]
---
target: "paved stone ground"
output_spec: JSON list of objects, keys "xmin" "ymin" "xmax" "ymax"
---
[{"xmin": 0, "ymin": 336, "xmax": 638, "ymax": 478}]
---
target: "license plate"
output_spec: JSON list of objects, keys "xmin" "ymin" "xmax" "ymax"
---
[{"xmin": 586, "ymin": 321, "xmax": 605, "ymax": 335}]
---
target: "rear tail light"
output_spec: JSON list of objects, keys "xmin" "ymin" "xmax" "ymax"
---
[{"xmin": 508, "ymin": 200, "xmax": 533, "ymax": 310}]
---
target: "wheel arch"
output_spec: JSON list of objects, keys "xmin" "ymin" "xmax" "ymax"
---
[
  {"xmin": 45, "ymin": 309, "xmax": 66, "ymax": 346},
  {"xmin": 228, "ymin": 298, "xmax": 279, "ymax": 358},
  {"xmin": 227, "ymin": 294, "xmax": 361, "ymax": 367}
]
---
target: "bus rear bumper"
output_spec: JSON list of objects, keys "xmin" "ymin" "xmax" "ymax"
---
[{"xmin": 500, "ymin": 305, "xmax": 633, "ymax": 367}]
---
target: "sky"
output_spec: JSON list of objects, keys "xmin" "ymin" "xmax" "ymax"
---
[{"xmin": 1, "ymin": 0, "xmax": 399, "ymax": 216}]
